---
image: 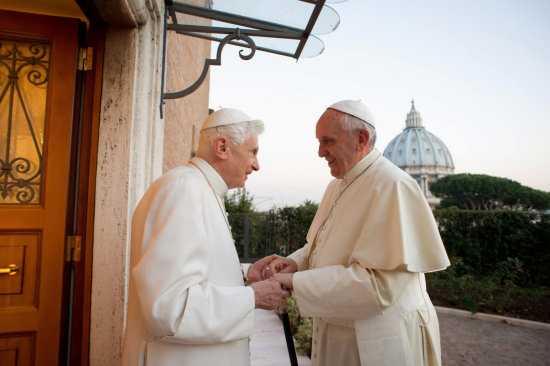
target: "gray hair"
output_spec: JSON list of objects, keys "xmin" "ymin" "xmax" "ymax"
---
[
  {"xmin": 198, "ymin": 120, "xmax": 264, "ymax": 150},
  {"xmin": 340, "ymin": 113, "xmax": 377, "ymax": 147}
]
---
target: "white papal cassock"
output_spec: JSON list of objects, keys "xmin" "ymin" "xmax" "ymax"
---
[
  {"xmin": 121, "ymin": 157, "xmax": 255, "ymax": 366},
  {"xmin": 288, "ymin": 149, "xmax": 450, "ymax": 366}
]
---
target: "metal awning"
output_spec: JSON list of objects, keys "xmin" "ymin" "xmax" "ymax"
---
[{"xmin": 161, "ymin": 0, "xmax": 345, "ymax": 110}]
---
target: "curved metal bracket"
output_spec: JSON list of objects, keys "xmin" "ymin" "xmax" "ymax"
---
[
  {"xmin": 158, "ymin": 0, "xmax": 331, "ymax": 118},
  {"xmin": 164, "ymin": 29, "xmax": 256, "ymax": 100}
]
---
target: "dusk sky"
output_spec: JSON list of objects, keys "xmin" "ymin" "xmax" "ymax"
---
[{"xmin": 209, "ymin": 0, "xmax": 550, "ymax": 211}]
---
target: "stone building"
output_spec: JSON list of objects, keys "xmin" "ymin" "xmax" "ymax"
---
[
  {"xmin": 0, "ymin": 1, "xmax": 211, "ymax": 365},
  {"xmin": 0, "ymin": 1, "xmax": 339, "ymax": 364},
  {"xmin": 383, "ymin": 101, "xmax": 455, "ymax": 207}
]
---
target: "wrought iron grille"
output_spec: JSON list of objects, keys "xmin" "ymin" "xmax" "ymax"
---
[{"xmin": 0, "ymin": 38, "xmax": 50, "ymax": 204}]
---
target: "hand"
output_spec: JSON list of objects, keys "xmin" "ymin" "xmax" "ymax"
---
[
  {"xmin": 272, "ymin": 273, "xmax": 294, "ymax": 291},
  {"xmin": 268, "ymin": 257, "xmax": 298, "ymax": 275},
  {"xmin": 247, "ymin": 254, "xmax": 281, "ymax": 282},
  {"xmin": 250, "ymin": 279, "xmax": 291, "ymax": 310}
]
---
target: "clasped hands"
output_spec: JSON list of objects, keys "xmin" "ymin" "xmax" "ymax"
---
[{"xmin": 248, "ymin": 254, "xmax": 297, "ymax": 311}]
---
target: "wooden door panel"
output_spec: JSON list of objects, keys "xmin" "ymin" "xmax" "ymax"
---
[
  {"xmin": 0, "ymin": 333, "xmax": 34, "ymax": 366},
  {"xmin": 0, "ymin": 243, "xmax": 26, "ymax": 295},
  {"xmin": 0, "ymin": 10, "xmax": 79, "ymax": 365},
  {"xmin": 0, "ymin": 232, "xmax": 40, "ymax": 307}
]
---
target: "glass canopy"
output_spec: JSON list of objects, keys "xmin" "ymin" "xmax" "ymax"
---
[{"xmin": 162, "ymin": 0, "xmax": 346, "ymax": 105}]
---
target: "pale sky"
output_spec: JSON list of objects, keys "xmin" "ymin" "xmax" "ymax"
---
[{"xmin": 209, "ymin": 0, "xmax": 550, "ymax": 211}]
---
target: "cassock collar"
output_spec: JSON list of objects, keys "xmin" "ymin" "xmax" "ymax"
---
[
  {"xmin": 342, "ymin": 149, "xmax": 381, "ymax": 184},
  {"xmin": 189, "ymin": 157, "xmax": 229, "ymax": 197}
]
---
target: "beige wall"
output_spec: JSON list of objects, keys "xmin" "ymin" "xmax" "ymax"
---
[{"xmin": 163, "ymin": 19, "xmax": 211, "ymax": 171}]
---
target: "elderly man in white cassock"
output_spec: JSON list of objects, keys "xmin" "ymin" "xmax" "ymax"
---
[
  {"xmin": 250, "ymin": 100, "xmax": 450, "ymax": 366},
  {"xmin": 121, "ymin": 108, "xmax": 290, "ymax": 366}
]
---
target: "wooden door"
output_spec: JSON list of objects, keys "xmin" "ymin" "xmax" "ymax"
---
[{"xmin": 0, "ymin": 10, "xmax": 79, "ymax": 365}]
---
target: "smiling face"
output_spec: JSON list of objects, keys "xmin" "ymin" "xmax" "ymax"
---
[
  {"xmin": 225, "ymin": 134, "xmax": 260, "ymax": 188},
  {"xmin": 316, "ymin": 109, "xmax": 365, "ymax": 179}
]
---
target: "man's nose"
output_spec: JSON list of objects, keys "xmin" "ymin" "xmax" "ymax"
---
[
  {"xmin": 318, "ymin": 144, "xmax": 326, "ymax": 158},
  {"xmin": 252, "ymin": 157, "xmax": 259, "ymax": 171}
]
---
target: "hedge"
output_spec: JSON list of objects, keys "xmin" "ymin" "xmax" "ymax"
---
[{"xmin": 433, "ymin": 208, "xmax": 549, "ymax": 287}]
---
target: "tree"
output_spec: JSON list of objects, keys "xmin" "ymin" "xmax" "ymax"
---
[
  {"xmin": 224, "ymin": 188, "xmax": 256, "ymax": 213},
  {"xmin": 430, "ymin": 173, "xmax": 550, "ymax": 210},
  {"xmin": 225, "ymin": 189, "xmax": 257, "ymax": 258},
  {"xmin": 226, "ymin": 195, "xmax": 319, "ymax": 260},
  {"xmin": 515, "ymin": 186, "xmax": 550, "ymax": 210},
  {"xmin": 273, "ymin": 200, "xmax": 318, "ymax": 255}
]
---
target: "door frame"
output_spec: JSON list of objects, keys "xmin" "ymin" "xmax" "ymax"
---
[{"xmin": 62, "ymin": 21, "xmax": 104, "ymax": 366}]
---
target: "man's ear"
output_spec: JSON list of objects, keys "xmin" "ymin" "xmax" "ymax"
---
[
  {"xmin": 357, "ymin": 129, "xmax": 370, "ymax": 151},
  {"xmin": 213, "ymin": 136, "xmax": 230, "ymax": 160}
]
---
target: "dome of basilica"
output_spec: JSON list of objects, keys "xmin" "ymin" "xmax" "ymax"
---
[{"xmin": 383, "ymin": 101, "xmax": 454, "ymax": 206}]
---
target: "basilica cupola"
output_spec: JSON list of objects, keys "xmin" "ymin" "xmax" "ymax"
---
[
  {"xmin": 405, "ymin": 101, "xmax": 423, "ymax": 128},
  {"xmin": 383, "ymin": 101, "xmax": 455, "ymax": 207}
]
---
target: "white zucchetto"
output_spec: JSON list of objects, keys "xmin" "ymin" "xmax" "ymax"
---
[
  {"xmin": 328, "ymin": 100, "xmax": 376, "ymax": 129},
  {"xmin": 200, "ymin": 108, "xmax": 262, "ymax": 131}
]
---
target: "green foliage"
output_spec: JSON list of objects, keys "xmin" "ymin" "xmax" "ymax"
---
[
  {"xmin": 295, "ymin": 318, "xmax": 313, "ymax": 357},
  {"xmin": 273, "ymin": 200, "xmax": 318, "ymax": 255},
  {"xmin": 430, "ymin": 173, "xmax": 550, "ymax": 210},
  {"xmin": 434, "ymin": 209, "xmax": 550, "ymax": 286},
  {"xmin": 225, "ymin": 188, "xmax": 256, "ymax": 213},
  {"xmin": 228, "ymin": 211, "xmax": 275, "ymax": 259},
  {"xmin": 427, "ymin": 257, "xmax": 545, "ymax": 316},
  {"xmin": 225, "ymin": 189, "xmax": 274, "ymax": 259},
  {"xmin": 428, "ymin": 208, "xmax": 550, "ymax": 321},
  {"xmin": 229, "ymin": 200, "xmax": 318, "ymax": 260},
  {"xmin": 285, "ymin": 293, "xmax": 312, "ymax": 357},
  {"xmin": 516, "ymin": 185, "xmax": 550, "ymax": 209}
]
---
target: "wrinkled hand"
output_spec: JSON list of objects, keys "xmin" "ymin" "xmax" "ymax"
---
[
  {"xmin": 272, "ymin": 273, "xmax": 294, "ymax": 291},
  {"xmin": 250, "ymin": 279, "xmax": 291, "ymax": 310},
  {"xmin": 247, "ymin": 254, "xmax": 281, "ymax": 282},
  {"xmin": 264, "ymin": 257, "xmax": 298, "ymax": 279}
]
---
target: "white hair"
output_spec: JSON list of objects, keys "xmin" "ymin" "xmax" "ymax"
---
[
  {"xmin": 340, "ymin": 113, "xmax": 377, "ymax": 147},
  {"xmin": 198, "ymin": 120, "xmax": 264, "ymax": 151}
]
